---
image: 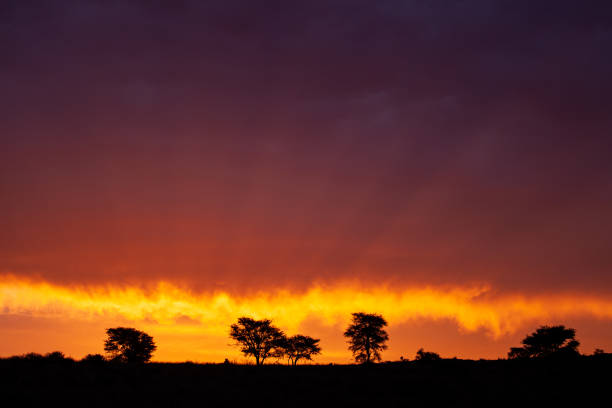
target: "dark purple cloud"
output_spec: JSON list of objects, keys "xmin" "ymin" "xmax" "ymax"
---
[{"xmin": 1, "ymin": 1, "xmax": 611, "ymax": 293}]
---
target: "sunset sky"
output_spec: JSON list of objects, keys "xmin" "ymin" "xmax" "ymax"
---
[{"xmin": 1, "ymin": 1, "xmax": 612, "ymax": 363}]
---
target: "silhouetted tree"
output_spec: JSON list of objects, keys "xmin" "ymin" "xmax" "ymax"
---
[
  {"xmin": 44, "ymin": 351, "xmax": 70, "ymax": 362},
  {"xmin": 229, "ymin": 317, "xmax": 286, "ymax": 365},
  {"xmin": 508, "ymin": 325, "xmax": 579, "ymax": 359},
  {"xmin": 81, "ymin": 353, "xmax": 106, "ymax": 363},
  {"xmin": 23, "ymin": 352, "xmax": 44, "ymax": 361},
  {"xmin": 507, "ymin": 347, "xmax": 529, "ymax": 359},
  {"xmin": 593, "ymin": 348, "xmax": 605, "ymax": 355},
  {"xmin": 283, "ymin": 335, "xmax": 321, "ymax": 365},
  {"xmin": 104, "ymin": 327, "xmax": 156, "ymax": 363},
  {"xmin": 344, "ymin": 312, "xmax": 389, "ymax": 364},
  {"xmin": 415, "ymin": 348, "xmax": 441, "ymax": 361}
]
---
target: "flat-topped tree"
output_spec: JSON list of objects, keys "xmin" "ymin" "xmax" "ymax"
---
[
  {"xmin": 508, "ymin": 325, "xmax": 580, "ymax": 359},
  {"xmin": 229, "ymin": 317, "xmax": 286, "ymax": 365},
  {"xmin": 104, "ymin": 327, "xmax": 156, "ymax": 363},
  {"xmin": 344, "ymin": 312, "xmax": 389, "ymax": 364}
]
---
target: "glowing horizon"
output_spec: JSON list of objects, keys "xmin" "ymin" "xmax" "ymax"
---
[{"xmin": 2, "ymin": 274, "xmax": 612, "ymax": 362}]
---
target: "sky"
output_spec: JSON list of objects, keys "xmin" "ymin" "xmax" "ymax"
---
[{"xmin": 1, "ymin": 0, "xmax": 612, "ymax": 363}]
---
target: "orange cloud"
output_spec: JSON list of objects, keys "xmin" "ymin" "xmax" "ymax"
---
[{"xmin": 2, "ymin": 274, "xmax": 612, "ymax": 339}]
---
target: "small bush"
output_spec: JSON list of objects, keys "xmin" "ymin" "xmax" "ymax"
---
[{"xmin": 81, "ymin": 354, "xmax": 106, "ymax": 364}]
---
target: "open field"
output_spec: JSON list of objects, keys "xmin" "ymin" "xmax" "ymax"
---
[{"xmin": 1, "ymin": 355, "xmax": 610, "ymax": 407}]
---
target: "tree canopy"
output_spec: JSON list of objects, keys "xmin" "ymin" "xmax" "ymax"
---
[
  {"xmin": 344, "ymin": 312, "xmax": 389, "ymax": 363},
  {"xmin": 284, "ymin": 335, "xmax": 321, "ymax": 365},
  {"xmin": 104, "ymin": 327, "xmax": 157, "ymax": 363},
  {"xmin": 508, "ymin": 325, "xmax": 580, "ymax": 359},
  {"xmin": 81, "ymin": 353, "xmax": 106, "ymax": 364},
  {"xmin": 229, "ymin": 317, "xmax": 286, "ymax": 365},
  {"xmin": 415, "ymin": 348, "xmax": 441, "ymax": 361}
]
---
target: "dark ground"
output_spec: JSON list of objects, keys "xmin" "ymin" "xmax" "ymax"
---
[{"xmin": 1, "ymin": 355, "xmax": 610, "ymax": 407}]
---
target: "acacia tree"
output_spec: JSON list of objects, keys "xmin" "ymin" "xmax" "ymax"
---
[
  {"xmin": 508, "ymin": 325, "xmax": 580, "ymax": 359},
  {"xmin": 104, "ymin": 327, "xmax": 157, "ymax": 363},
  {"xmin": 344, "ymin": 312, "xmax": 389, "ymax": 364},
  {"xmin": 229, "ymin": 317, "xmax": 286, "ymax": 365},
  {"xmin": 284, "ymin": 335, "xmax": 321, "ymax": 366}
]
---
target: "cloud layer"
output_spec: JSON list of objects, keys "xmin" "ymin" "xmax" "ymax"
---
[
  {"xmin": 3, "ymin": 275, "xmax": 612, "ymax": 338},
  {"xmin": 2, "ymin": 1, "xmax": 611, "ymax": 293}
]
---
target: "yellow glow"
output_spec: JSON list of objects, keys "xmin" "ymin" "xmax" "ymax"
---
[{"xmin": 2, "ymin": 274, "xmax": 612, "ymax": 340}]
